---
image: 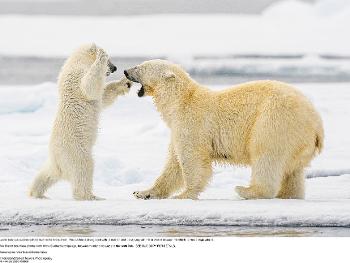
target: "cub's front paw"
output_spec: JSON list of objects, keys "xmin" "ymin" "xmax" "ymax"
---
[
  {"xmin": 119, "ymin": 76, "xmax": 133, "ymax": 89},
  {"xmin": 114, "ymin": 77, "xmax": 133, "ymax": 95},
  {"xmin": 126, "ymin": 80, "xmax": 132, "ymax": 89}
]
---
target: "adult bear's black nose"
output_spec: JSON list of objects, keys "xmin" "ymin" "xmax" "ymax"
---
[
  {"xmin": 111, "ymin": 65, "xmax": 117, "ymax": 73},
  {"xmin": 124, "ymin": 70, "xmax": 129, "ymax": 77}
]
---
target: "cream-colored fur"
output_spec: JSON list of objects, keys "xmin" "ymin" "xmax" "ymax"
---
[
  {"xmin": 29, "ymin": 43, "xmax": 132, "ymax": 200},
  {"xmin": 125, "ymin": 60, "xmax": 324, "ymax": 200}
]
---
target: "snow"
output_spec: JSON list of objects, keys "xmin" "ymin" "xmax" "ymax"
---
[
  {"xmin": 0, "ymin": 0, "xmax": 350, "ymax": 57},
  {"xmin": 0, "ymin": 82, "xmax": 350, "ymax": 227}
]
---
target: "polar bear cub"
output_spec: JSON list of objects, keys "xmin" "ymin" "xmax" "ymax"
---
[
  {"xmin": 29, "ymin": 43, "xmax": 132, "ymax": 200},
  {"xmin": 124, "ymin": 59, "xmax": 324, "ymax": 200}
]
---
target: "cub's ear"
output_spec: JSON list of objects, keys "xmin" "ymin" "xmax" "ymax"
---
[
  {"xmin": 89, "ymin": 43, "xmax": 97, "ymax": 54},
  {"xmin": 163, "ymin": 71, "xmax": 176, "ymax": 81}
]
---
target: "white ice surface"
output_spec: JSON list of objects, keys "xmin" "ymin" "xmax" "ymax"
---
[
  {"xmin": 0, "ymin": 0, "xmax": 350, "ymax": 57},
  {"xmin": 0, "ymin": 82, "xmax": 349, "ymax": 226}
]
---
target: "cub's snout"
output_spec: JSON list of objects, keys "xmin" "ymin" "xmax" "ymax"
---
[{"xmin": 107, "ymin": 60, "xmax": 117, "ymax": 76}]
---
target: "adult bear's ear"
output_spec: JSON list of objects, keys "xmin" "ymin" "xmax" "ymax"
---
[{"xmin": 163, "ymin": 71, "xmax": 176, "ymax": 81}]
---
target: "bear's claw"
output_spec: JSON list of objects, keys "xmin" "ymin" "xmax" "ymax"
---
[{"xmin": 133, "ymin": 191, "xmax": 155, "ymax": 200}]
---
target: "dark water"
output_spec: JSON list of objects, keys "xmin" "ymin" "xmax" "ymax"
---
[
  {"xmin": 0, "ymin": 56, "xmax": 150, "ymax": 85},
  {"xmin": 1, "ymin": 224, "xmax": 350, "ymax": 237},
  {"xmin": 1, "ymin": 55, "xmax": 350, "ymax": 86}
]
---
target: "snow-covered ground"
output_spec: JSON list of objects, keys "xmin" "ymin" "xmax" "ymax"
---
[{"xmin": 0, "ymin": 82, "xmax": 349, "ymax": 227}]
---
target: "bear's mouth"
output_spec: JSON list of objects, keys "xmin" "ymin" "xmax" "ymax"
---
[
  {"xmin": 137, "ymin": 86, "xmax": 145, "ymax": 97},
  {"xmin": 125, "ymin": 74, "xmax": 139, "ymax": 83}
]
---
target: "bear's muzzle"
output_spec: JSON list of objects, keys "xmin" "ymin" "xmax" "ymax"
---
[{"xmin": 138, "ymin": 86, "xmax": 145, "ymax": 97}]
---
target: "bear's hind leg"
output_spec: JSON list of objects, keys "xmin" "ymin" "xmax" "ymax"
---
[
  {"xmin": 29, "ymin": 164, "xmax": 59, "ymax": 199},
  {"xmin": 276, "ymin": 168, "xmax": 305, "ymax": 199},
  {"xmin": 71, "ymin": 156, "xmax": 103, "ymax": 201},
  {"xmin": 235, "ymin": 154, "xmax": 284, "ymax": 199}
]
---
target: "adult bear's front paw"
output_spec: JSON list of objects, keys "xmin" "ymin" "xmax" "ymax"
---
[{"xmin": 133, "ymin": 190, "xmax": 158, "ymax": 200}]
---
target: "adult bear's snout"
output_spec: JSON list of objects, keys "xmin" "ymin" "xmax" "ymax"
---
[
  {"xmin": 124, "ymin": 70, "xmax": 129, "ymax": 78},
  {"xmin": 124, "ymin": 68, "xmax": 140, "ymax": 83}
]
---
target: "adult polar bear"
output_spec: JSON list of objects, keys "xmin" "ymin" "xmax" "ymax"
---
[
  {"xmin": 29, "ymin": 43, "xmax": 132, "ymax": 200},
  {"xmin": 125, "ymin": 60, "xmax": 324, "ymax": 200}
]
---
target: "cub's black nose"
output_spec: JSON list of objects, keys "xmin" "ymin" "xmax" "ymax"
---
[
  {"xmin": 111, "ymin": 65, "xmax": 117, "ymax": 73},
  {"xmin": 124, "ymin": 70, "xmax": 129, "ymax": 77}
]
